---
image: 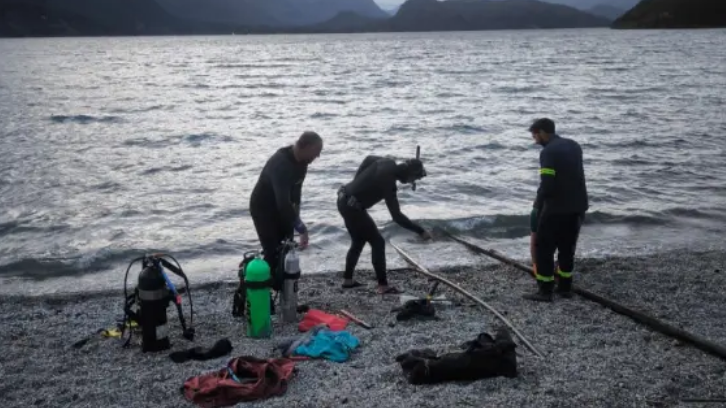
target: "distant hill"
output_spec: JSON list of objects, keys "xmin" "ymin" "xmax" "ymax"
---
[
  {"xmin": 299, "ymin": 11, "xmax": 382, "ymax": 32},
  {"xmin": 588, "ymin": 4, "xmax": 626, "ymax": 21},
  {"xmin": 381, "ymin": 0, "xmax": 610, "ymax": 31},
  {"xmin": 0, "ymin": 0, "xmax": 227, "ymax": 37},
  {"xmin": 539, "ymin": 0, "xmax": 639, "ymax": 11},
  {"xmin": 612, "ymin": 0, "xmax": 726, "ymax": 29},
  {"xmin": 156, "ymin": 0, "xmax": 388, "ymax": 28}
]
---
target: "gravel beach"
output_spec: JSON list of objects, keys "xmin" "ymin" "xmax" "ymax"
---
[{"xmin": 1, "ymin": 248, "xmax": 725, "ymax": 408}]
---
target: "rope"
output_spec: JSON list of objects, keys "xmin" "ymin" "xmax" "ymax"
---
[{"xmin": 388, "ymin": 240, "xmax": 546, "ymax": 359}]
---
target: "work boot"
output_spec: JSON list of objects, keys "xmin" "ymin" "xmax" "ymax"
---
[
  {"xmin": 523, "ymin": 281, "xmax": 554, "ymax": 302},
  {"xmin": 556, "ymin": 278, "xmax": 574, "ymax": 299}
]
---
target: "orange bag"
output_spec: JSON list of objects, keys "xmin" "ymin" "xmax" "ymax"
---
[{"xmin": 298, "ymin": 309, "xmax": 349, "ymax": 332}]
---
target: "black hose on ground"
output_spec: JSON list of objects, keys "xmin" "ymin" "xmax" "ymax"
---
[{"xmin": 442, "ymin": 231, "xmax": 726, "ymax": 363}]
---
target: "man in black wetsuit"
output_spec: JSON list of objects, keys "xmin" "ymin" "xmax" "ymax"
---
[
  {"xmin": 525, "ymin": 118, "xmax": 588, "ymax": 302},
  {"xmin": 249, "ymin": 131, "xmax": 323, "ymax": 292},
  {"xmin": 337, "ymin": 155, "xmax": 432, "ymax": 295}
]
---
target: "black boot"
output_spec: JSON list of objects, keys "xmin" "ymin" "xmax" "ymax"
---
[
  {"xmin": 523, "ymin": 281, "xmax": 554, "ymax": 302},
  {"xmin": 556, "ymin": 278, "xmax": 573, "ymax": 298}
]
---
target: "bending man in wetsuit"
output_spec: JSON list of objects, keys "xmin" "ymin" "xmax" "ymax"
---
[
  {"xmin": 525, "ymin": 118, "xmax": 588, "ymax": 302},
  {"xmin": 337, "ymin": 155, "xmax": 432, "ymax": 294},
  {"xmin": 249, "ymin": 131, "xmax": 323, "ymax": 293}
]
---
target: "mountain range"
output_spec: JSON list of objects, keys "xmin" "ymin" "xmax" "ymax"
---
[
  {"xmin": 4, "ymin": 0, "xmax": 723, "ymax": 37},
  {"xmin": 0, "ymin": 0, "xmax": 611, "ymax": 37}
]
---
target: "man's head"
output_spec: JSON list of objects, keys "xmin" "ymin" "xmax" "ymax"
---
[
  {"xmin": 294, "ymin": 131, "xmax": 323, "ymax": 165},
  {"xmin": 397, "ymin": 158, "xmax": 427, "ymax": 184},
  {"xmin": 529, "ymin": 118, "xmax": 556, "ymax": 146}
]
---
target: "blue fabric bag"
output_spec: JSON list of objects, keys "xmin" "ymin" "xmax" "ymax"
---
[{"xmin": 293, "ymin": 328, "xmax": 360, "ymax": 362}]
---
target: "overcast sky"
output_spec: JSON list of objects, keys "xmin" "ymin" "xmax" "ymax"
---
[{"xmin": 375, "ymin": 0, "xmax": 404, "ymax": 9}]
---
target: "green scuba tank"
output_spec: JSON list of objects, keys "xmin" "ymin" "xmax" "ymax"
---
[{"xmin": 244, "ymin": 257, "xmax": 272, "ymax": 338}]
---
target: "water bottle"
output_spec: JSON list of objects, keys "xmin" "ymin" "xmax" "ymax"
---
[
  {"xmin": 244, "ymin": 257, "xmax": 272, "ymax": 338},
  {"xmin": 281, "ymin": 246, "xmax": 301, "ymax": 323}
]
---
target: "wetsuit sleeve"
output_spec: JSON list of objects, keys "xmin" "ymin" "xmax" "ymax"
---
[
  {"xmin": 269, "ymin": 167, "xmax": 298, "ymax": 233},
  {"xmin": 534, "ymin": 149, "xmax": 557, "ymax": 212},
  {"xmin": 291, "ymin": 170, "xmax": 305, "ymax": 207},
  {"xmin": 384, "ymin": 190, "xmax": 425, "ymax": 235},
  {"xmin": 291, "ymin": 169, "xmax": 307, "ymax": 234}
]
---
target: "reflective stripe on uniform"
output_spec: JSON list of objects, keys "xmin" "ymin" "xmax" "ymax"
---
[
  {"xmin": 557, "ymin": 269, "xmax": 573, "ymax": 279},
  {"xmin": 540, "ymin": 168, "xmax": 556, "ymax": 176},
  {"xmin": 535, "ymin": 274, "xmax": 554, "ymax": 283}
]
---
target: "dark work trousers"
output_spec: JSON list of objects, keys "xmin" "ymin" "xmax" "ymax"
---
[
  {"xmin": 250, "ymin": 209, "xmax": 292, "ymax": 292},
  {"xmin": 535, "ymin": 213, "xmax": 584, "ymax": 282},
  {"xmin": 337, "ymin": 196, "xmax": 388, "ymax": 286}
]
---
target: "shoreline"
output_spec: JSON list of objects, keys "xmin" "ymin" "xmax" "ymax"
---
[
  {"xmin": 0, "ymin": 247, "xmax": 721, "ymax": 301},
  {"xmin": 2, "ymin": 248, "xmax": 726, "ymax": 407}
]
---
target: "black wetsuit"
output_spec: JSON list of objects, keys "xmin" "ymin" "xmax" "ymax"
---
[
  {"xmin": 533, "ymin": 134, "xmax": 589, "ymax": 284},
  {"xmin": 250, "ymin": 146, "xmax": 307, "ymax": 290},
  {"xmin": 337, "ymin": 156, "xmax": 425, "ymax": 286}
]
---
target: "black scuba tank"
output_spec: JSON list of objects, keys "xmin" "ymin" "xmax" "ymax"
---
[
  {"xmin": 122, "ymin": 253, "xmax": 195, "ymax": 352},
  {"xmin": 137, "ymin": 262, "xmax": 172, "ymax": 352}
]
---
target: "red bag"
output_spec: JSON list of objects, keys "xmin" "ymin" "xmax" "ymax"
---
[
  {"xmin": 182, "ymin": 356, "xmax": 297, "ymax": 408},
  {"xmin": 298, "ymin": 309, "xmax": 349, "ymax": 332}
]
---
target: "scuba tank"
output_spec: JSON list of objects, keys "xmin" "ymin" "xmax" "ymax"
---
[
  {"xmin": 122, "ymin": 254, "xmax": 195, "ymax": 352},
  {"xmin": 280, "ymin": 241, "xmax": 300, "ymax": 323},
  {"xmin": 244, "ymin": 256, "xmax": 272, "ymax": 338}
]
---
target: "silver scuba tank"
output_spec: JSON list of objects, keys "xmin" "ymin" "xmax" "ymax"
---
[{"xmin": 281, "ymin": 246, "xmax": 300, "ymax": 323}]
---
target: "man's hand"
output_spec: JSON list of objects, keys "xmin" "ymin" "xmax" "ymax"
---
[
  {"xmin": 419, "ymin": 229, "xmax": 433, "ymax": 241},
  {"xmin": 298, "ymin": 231, "xmax": 310, "ymax": 250}
]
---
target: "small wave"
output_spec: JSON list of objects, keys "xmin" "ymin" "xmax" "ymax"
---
[
  {"xmin": 0, "ymin": 241, "xmax": 241, "ymax": 280},
  {"xmin": 436, "ymin": 92, "xmax": 465, "ymax": 98},
  {"xmin": 0, "ymin": 220, "xmax": 71, "ymax": 236},
  {"xmin": 315, "ymin": 99, "xmax": 347, "ymax": 105},
  {"xmin": 217, "ymin": 84, "xmax": 245, "ymax": 90},
  {"xmin": 374, "ymin": 79, "xmax": 410, "ymax": 88},
  {"xmin": 602, "ymin": 67, "xmax": 631, "ymax": 73},
  {"xmin": 184, "ymin": 133, "xmax": 233, "ymax": 146},
  {"xmin": 463, "ymin": 141, "xmax": 508, "ymax": 152},
  {"xmin": 380, "ymin": 210, "xmax": 686, "ymax": 241},
  {"xmin": 244, "ymin": 83, "xmax": 286, "ymax": 90},
  {"xmin": 124, "ymin": 133, "xmax": 233, "ymax": 149},
  {"xmin": 437, "ymin": 124, "xmax": 485, "ymax": 134},
  {"xmin": 492, "ymin": 85, "xmax": 539, "ymax": 94},
  {"xmin": 310, "ymin": 112, "xmax": 338, "ymax": 119},
  {"xmin": 384, "ymin": 125, "xmax": 415, "ymax": 135},
  {"xmin": 212, "ymin": 208, "xmax": 250, "ymax": 221},
  {"xmin": 123, "ymin": 136, "xmax": 179, "ymax": 149},
  {"xmin": 181, "ymin": 83, "xmax": 211, "ymax": 89},
  {"xmin": 139, "ymin": 165, "xmax": 193, "ymax": 176},
  {"xmin": 108, "ymin": 105, "xmax": 169, "ymax": 114},
  {"xmin": 90, "ymin": 181, "xmax": 123, "ymax": 193},
  {"xmin": 50, "ymin": 115, "xmax": 122, "ymax": 124},
  {"xmin": 214, "ymin": 63, "xmax": 292, "ymax": 69},
  {"xmin": 420, "ymin": 108, "xmax": 455, "ymax": 115},
  {"xmin": 612, "ymin": 155, "xmax": 652, "ymax": 166}
]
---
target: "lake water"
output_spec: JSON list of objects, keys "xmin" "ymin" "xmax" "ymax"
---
[{"xmin": 1, "ymin": 28, "xmax": 725, "ymax": 295}]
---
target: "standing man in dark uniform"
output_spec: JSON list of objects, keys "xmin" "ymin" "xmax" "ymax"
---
[
  {"xmin": 337, "ymin": 155, "xmax": 432, "ymax": 295},
  {"xmin": 249, "ymin": 131, "xmax": 323, "ymax": 292},
  {"xmin": 525, "ymin": 118, "xmax": 588, "ymax": 302}
]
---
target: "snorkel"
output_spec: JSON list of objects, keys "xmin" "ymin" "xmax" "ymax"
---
[{"xmin": 412, "ymin": 145, "xmax": 420, "ymax": 191}]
